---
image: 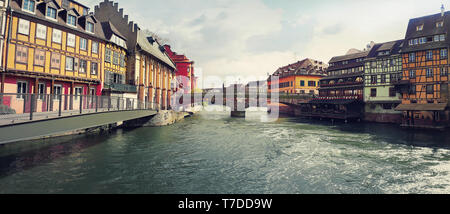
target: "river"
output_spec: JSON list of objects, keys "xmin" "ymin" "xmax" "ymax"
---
[{"xmin": 0, "ymin": 108, "xmax": 450, "ymax": 194}]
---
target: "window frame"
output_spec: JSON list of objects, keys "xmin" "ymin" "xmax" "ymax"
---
[
  {"xmin": 91, "ymin": 62, "xmax": 98, "ymax": 75},
  {"xmin": 46, "ymin": 6, "xmax": 57, "ymax": 20},
  {"xmin": 35, "ymin": 24, "xmax": 47, "ymax": 40},
  {"xmin": 50, "ymin": 52, "xmax": 61, "ymax": 69},
  {"xmin": 67, "ymin": 33, "xmax": 76, "ymax": 47},
  {"xmin": 38, "ymin": 83, "xmax": 46, "ymax": 100},
  {"xmin": 65, "ymin": 56, "xmax": 74, "ymax": 71},
  {"xmin": 15, "ymin": 45, "xmax": 29, "ymax": 64},
  {"xmin": 86, "ymin": 21, "xmax": 94, "ymax": 34},
  {"xmin": 18, "ymin": 18, "xmax": 30, "ymax": 35},
  {"xmin": 92, "ymin": 41, "xmax": 99, "ymax": 54},
  {"xmin": 79, "ymin": 59, "xmax": 87, "ymax": 73},
  {"xmin": 17, "ymin": 81, "xmax": 28, "ymax": 99},
  {"xmin": 52, "ymin": 28, "xmax": 62, "ymax": 44},
  {"xmin": 79, "ymin": 38, "xmax": 87, "ymax": 51},
  {"xmin": 67, "ymin": 14, "xmax": 77, "ymax": 27},
  {"xmin": 34, "ymin": 49, "xmax": 46, "ymax": 66},
  {"xmin": 22, "ymin": 0, "xmax": 36, "ymax": 14}
]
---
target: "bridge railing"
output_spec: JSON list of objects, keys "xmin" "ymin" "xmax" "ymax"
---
[{"xmin": 0, "ymin": 93, "xmax": 158, "ymax": 125}]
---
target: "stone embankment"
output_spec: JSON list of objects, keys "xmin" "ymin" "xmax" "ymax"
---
[{"xmin": 144, "ymin": 110, "xmax": 192, "ymax": 127}]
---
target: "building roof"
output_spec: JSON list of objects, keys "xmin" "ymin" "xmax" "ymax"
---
[
  {"xmin": 402, "ymin": 11, "xmax": 450, "ymax": 53},
  {"xmin": 136, "ymin": 32, "xmax": 176, "ymax": 69},
  {"xmin": 101, "ymin": 21, "xmax": 127, "ymax": 41},
  {"xmin": 271, "ymin": 58, "xmax": 328, "ymax": 78},
  {"xmin": 366, "ymin": 40, "xmax": 404, "ymax": 59},
  {"xmin": 10, "ymin": 0, "xmax": 106, "ymax": 41},
  {"xmin": 329, "ymin": 51, "xmax": 370, "ymax": 64}
]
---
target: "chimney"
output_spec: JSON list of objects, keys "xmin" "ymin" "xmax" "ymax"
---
[{"xmin": 442, "ymin": 4, "xmax": 445, "ymax": 17}]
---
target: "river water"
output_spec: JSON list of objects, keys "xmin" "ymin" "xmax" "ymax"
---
[{"xmin": 0, "ymin": 108, "xmax": 450, "ymax": 194}]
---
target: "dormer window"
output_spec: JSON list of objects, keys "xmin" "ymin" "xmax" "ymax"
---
[
  {"xmin": 67, "ymin": 15, "xmax": 77, "ymax": 27},
  {"xmin": 437, "ymin": 21, "xmax": 444, "ymax": 28},
  {"xmin": 23, "ymin": 0, "xmax": 35, "ymax": 13},
  {"xmin": 86, "ymin": 22, "xmax": 94, "ymax": 33},
  {"xmin": 416, "ymin": 25, "xmax": 424, "ymax": 31},
  {"xmin": 46, "ymin": 7, "xmax": 57, "ymax": 20}
]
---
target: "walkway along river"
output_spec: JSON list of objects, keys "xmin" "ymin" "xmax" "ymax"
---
[{"xmin": 0, "ymin": 108, "xmax": 450, "ymax": 194}]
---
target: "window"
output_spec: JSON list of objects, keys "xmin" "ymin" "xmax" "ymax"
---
[
  {"xmin": 371, "ymin": 75, "xmax": 377, "ymax": 84},
  {"xmin": 74, "ymin": 87, "xmax": 83, "ymax": 100},
  {"xmin": 105, "ymin": 48, "xmax": 111, "ymax": 62},
  {"xmin": 53, "ymin": 85, "xmax": 62, "ymax": 100},
  {"xmin": 441, "ymin": 49, "xmax": 448, "ymax": 59},
  {"xmin": 308, "ymin": 81, "xmax": 316, "ymax": 87},
  {"xmin": 389, "ymin": 87, "xmax": 396, "ymax": 97},
  {"xmin": 18, "ymin": 19, "xmax": 30, "ymax": 35},
  {"xmin": 113, "ymin": 52, "xmax": 119, "ymax": 65},
  {"xmin": 409, "ymin": 70, "xmax": 416, "ymax": 79},
  {"xmin": 419, "ymin": 37, "xmax": 426, "ymax": 44},
  {"xmin": 65, "ymin": 56, "xmax": 74, "ymax": 71},
  {"xmin": 34, "ymin": 49, "xmax": 45, "ymax": 66},
  {"xmin": 410, "ymin": 85, "xmax": 416, "ymax": 94},
  {"xmin": 426, "ymin": 85, "xmax": 434, "ymax": 94},
  {"xmin": 300, "ymin": 80, "xmax": 305, "ymax": 87},
  {"xmin": 370, "ymin": 88, "xmax": 377, "ymax": 97},
  {"xmin": 36, "ymin": 24, "xmax": 47, "ymax": 40},
  {"xmin": 67, "ymin": 33, "xmax": 75, "ymax": 47},
  {"xmin": 67, "ymin": 15, "xmax": 77, "ymax": 27},
  {"xmin": 92, "ymin": 42, "xmax": 99, "ymax": 54},
  {"xmin": 426, "ymin": 68, "xmax": 433, "ymax": 77},
  {"xmin": 46, "ymin": 7, "xmax": 57, "ymax": 19},
  {"xmin": 52, "ymin": 28, "xmax": 62, "ymax": 43},
  {"xmin": 426, "ymin": 51, "xmax": 433, "ymax": 61},
  {"xmin": 80, "ymin": 38, "xmax": 87, "ymax": 51},
  {"xmin": 342, "ymin": 61, "xmax": 348, "ymax": 65},
  {"xmin": 441, "ymin": 67, "xmax": 448, "ymax": 76},
  {"xmin": 437, "ymin": 21, "xmax": 444, "ymax": 28},
  {"xmin": 416, "ymin": 25, "xmax": 423, "ymax": 31},
  {"xmin": 16, "ymin": 45, "xmax": 28, "ymax": 64},
  {"xmin": 409, "ymin": 40, "xmax": 414, "ymax": 46},
  {"xmin": 50, "ymin": 53, "xmax": 61, "ymax": 69},
  {"xmin": 381, "ymin": 74, "xmax": 386, "ymax": 84},
  {"xmin": 79, "ymin": 59, "xmax": 87, "ymax": 73},
  {"xmin": 38, "ymin": 83, "xmax": 46, "ymax": 100},
  {"xmin": 91, "ymin": 62, "xmax": 98, "ymax": 75},
  {"xmin": 17, "ymin": 81, "xmax": 28, "ymax": 99},
  {"xmin": 440, "ymin": 34, "xmax": 446, "ymax": 41},
  {"xmin": 414, "ymin": 39, "xmax": 418, "ymax": 45},
  {"xmin": 23, "ymin": 0, "xmax": 35, "ymax": 13},
  {"xmin": 86, "ymin": 22, "xmax": 94, "ymax": 33},
  {"xmin": 409, "ymin": 53, "xmax": 415, "ymax": 62},
  {"xmin": 120, "ymin": 54, "xmax": 125, "ymax": 67}
]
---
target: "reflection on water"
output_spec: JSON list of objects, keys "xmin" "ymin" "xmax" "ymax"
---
[{"xmin": 0, "ymin": 109, "xmax": 450, "ymax": 194}]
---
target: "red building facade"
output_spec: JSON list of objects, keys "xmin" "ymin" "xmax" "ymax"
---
[{"xmin": 164, "ymin": 45, "xmax": 195, "ymax": 94}]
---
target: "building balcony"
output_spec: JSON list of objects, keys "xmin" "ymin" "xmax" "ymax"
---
[
  {"xmin": 319, "ymin": 82, "xmax": 364, "ymax": 88},
  {"xmin": 104, "ymin": 84, "xmax": 137, "ymax": 93}
]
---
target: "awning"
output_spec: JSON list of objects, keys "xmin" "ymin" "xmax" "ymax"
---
[
  {"xmin": 395, "ymin": 103, "xmax": 448, "ymax": 111},
  {"xmin": 309, "ymin": 99, "xmax": 359, "ymax": 105}
]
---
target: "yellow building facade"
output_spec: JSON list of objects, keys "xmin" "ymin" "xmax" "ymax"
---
[{"xmin": 1, "ymin": 0, "xmax": 105, "ymax": 113}]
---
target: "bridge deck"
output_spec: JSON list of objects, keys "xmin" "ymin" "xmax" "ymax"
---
[{"xmin": 0, "ymin": 110, "xmax": 157, "ymax": 144}]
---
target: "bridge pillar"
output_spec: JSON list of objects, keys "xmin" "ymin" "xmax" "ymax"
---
[{"xmin": 231, "ymin": 84, "xmax": 245, "ymax": 118}]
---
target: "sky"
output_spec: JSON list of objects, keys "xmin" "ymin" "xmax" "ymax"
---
[{"xmin": 85, "ymin": 0, "xmax": 448, "ymax": 87}]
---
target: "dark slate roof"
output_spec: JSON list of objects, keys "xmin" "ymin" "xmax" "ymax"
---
[
  {"xmin": 402, "ymin": 11, "xmax": 450, "ymax": 53},
  {"xmin": 367, "ymin": 40, "xmax": 404, "ymax": 59},
  {"xmin": 10, "ymin": 0, "xmax": 106, "ymax": 41},
  {"xmin": 329, "ymin": 51, "xmax": 370, "ymax": 64},
  {"xmin": 271, "ymin": 58, "xmax": 328, "ymax": 78},
  {"xmin": 101, "ymin": 21, "xmax": 127, "ymax": 41},
  {"xmin": 136, "ymin": 32, "xmax": 176, "ymax": 69}
]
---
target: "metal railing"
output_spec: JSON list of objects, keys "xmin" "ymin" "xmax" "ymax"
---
[{"xmin": 0, "ymin": 93, "xmax": 160, "ymax": 125}]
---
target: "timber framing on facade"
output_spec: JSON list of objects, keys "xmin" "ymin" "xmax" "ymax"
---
[{"xmin": 395, "ymin": 10, "xmax": 450, "ymax": 128}]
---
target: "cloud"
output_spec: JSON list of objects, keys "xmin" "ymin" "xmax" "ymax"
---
[{"xmin": 85, "ymin": 0, "xmax": 449, "ymax": 86}]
